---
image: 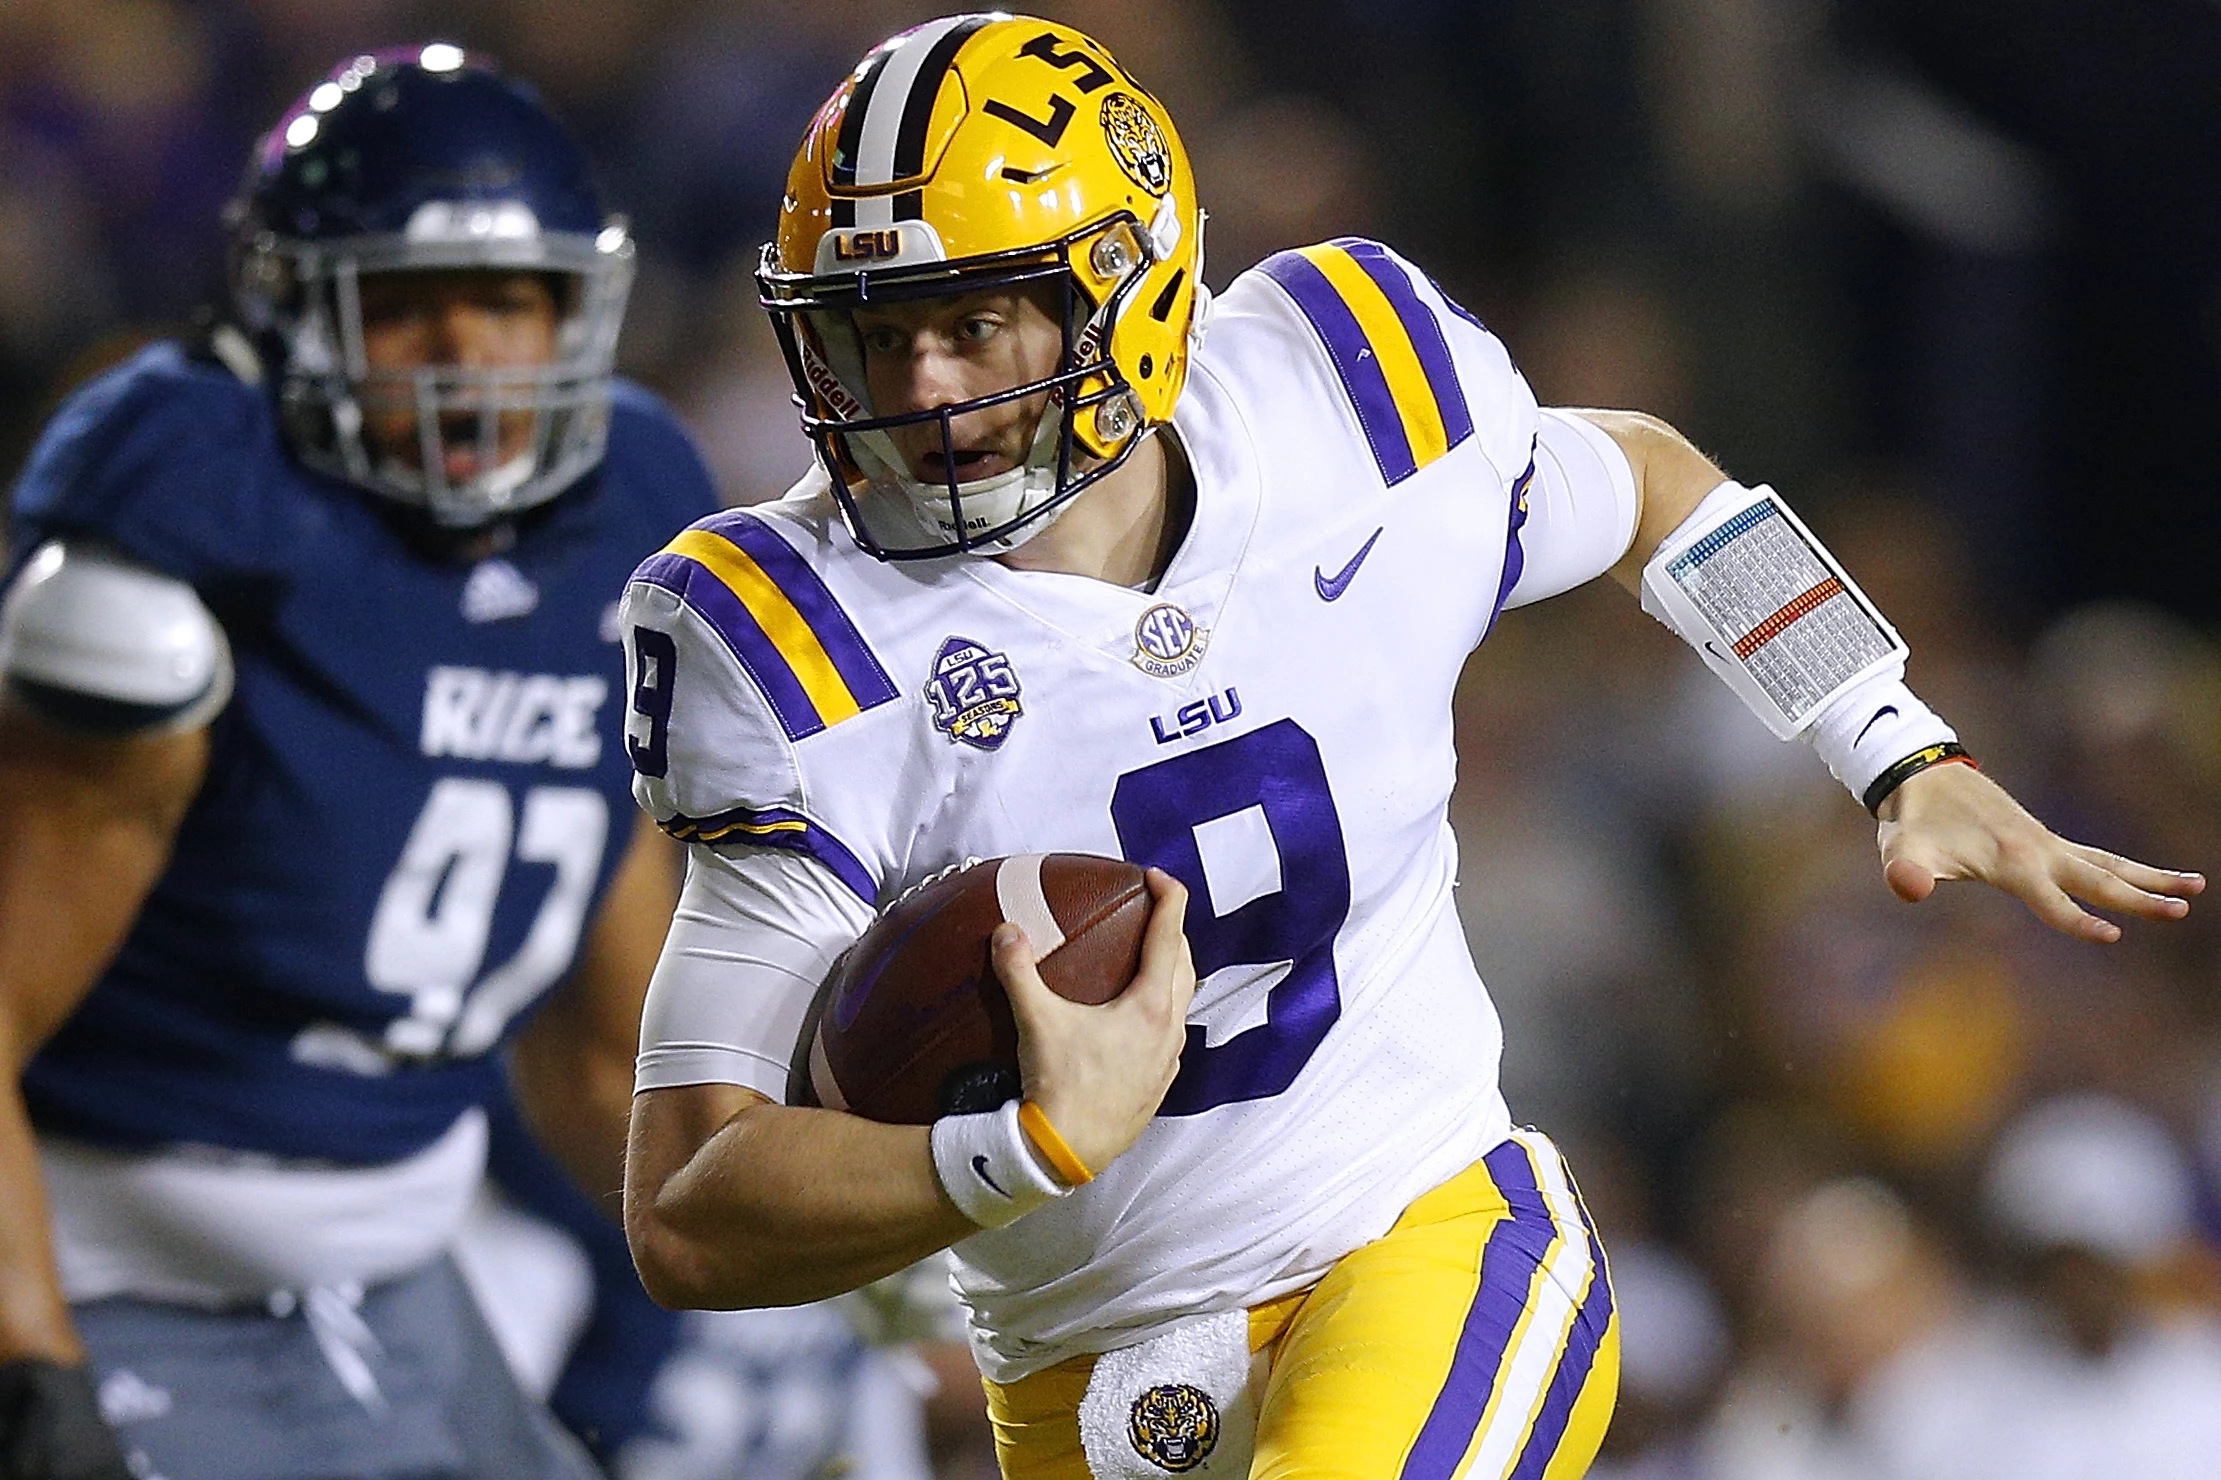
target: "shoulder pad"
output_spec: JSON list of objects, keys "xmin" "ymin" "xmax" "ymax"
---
[{"xmin": 0, "ymin": 541, "xmax": 232, "ymax": 734}]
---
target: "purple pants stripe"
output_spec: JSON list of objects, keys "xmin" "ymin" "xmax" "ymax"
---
[
  {"xmin": 1506, "ymin": 1190, "xmax": 1615, "ymax": 1480},
  {"xmin": 1333, "ymin": 238, "xmax": 1475, "ymax": 452},
  {"xmin": 700, "ymin": 511, "xmax": 900, "ymax": 710},
  {"xmin": 1258, "ymin": 249, "xmax": 1419, "ymax": 486},
  {"xmin": 632, "ymin": 553, "xmax": 825, "ymax": 742},
  {"xmin": 1400, "ymin": 1139, "xmax": 1560, "ymax": 1480}
]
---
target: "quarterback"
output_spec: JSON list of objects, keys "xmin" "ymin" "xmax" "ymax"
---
[
  {"xmin": 0, "ymin": 50, "xmax": 715, "ymax": 1480},
  {"xmin": 620, "ymin": 15, "xmax": 2201, "ymax": 1480}
]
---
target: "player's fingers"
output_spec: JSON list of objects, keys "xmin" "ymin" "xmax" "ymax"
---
[
  {"xmin": 1143, "ymin": 867, "xmax": 1190, "ymax": 931},
  {"xmin": 2056, "ymin": 854, "xmax": 2192, "ymax": 922},
  {"xmin": 2063, "ymin": 843, "xmax": 2206, "ymax": 900},
  {"xmin": 2011, "ymin": 871, "xmax": 2122, "ymax": 943},
  {"xmin": 1133, "ymin": 870, "xmax": 1192, "ymax": 999},
  {"xmin": 991, "ymin": 923, "xmax": 1056, "ymax": 1020},
  {"xmin": 1883, "ymin": 855, "xmax": 1937, "ymax": 904}
]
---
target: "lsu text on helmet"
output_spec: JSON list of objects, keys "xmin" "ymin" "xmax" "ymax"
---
[
  {"xmin": 758, "ymin": 13, "xmax": 1205, "ymax": 561},
  {"xmin": 230, "ymin": 46, "xmax": 634, "ymax": 528}
]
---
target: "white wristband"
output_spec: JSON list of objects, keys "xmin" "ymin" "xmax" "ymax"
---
[
  {"xmin": 1640, "ymin": 481, "xmax": 1907, "ymax": 738},
  {"xmin": 1801, "ymin": 667, "xmax": 1958, "ymax": 803},
  {"xmin": 930, "ymin": 1100, "xmax": 1070, "ymax": 1229}
]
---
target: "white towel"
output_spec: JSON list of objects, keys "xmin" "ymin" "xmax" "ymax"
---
[{"xmin": 1076, "ymin": 1308, "xmax": 1261, "ymax": 1478}]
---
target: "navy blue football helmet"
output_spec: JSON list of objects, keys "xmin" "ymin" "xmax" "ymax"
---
[{"xmin": 230, "ymin": 46, "xmax": 633, "ymax": 527}]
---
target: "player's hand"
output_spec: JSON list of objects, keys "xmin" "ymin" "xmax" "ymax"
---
[
  {"xmin": 0, "ymin": 1359, "xmax": 134, "ymax": 1480},
  {"xmin": 996, "ymin": 868, "xmax": 1196, "ymax": 1176},
  {"xmin": 1877, "ymin": 762, "xmax": 2203, "ymax": 943}
]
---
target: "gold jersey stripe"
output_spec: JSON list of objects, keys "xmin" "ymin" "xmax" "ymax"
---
[
  {"xmin": 663, "ymin": 527, "xmax": 864, "ymax": 728},
  {"xmin": 1296, "ymin": 242, "xmax": 1454, "ymax": 470}
]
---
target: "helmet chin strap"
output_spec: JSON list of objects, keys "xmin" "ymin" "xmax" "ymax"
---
[{"xmin": 857, "ymin": 398, "xmax": 1080, "ymax": 555}]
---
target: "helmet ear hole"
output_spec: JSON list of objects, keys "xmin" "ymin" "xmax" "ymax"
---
[
  {"xmin": 1088, "ymin": 223, "xmax": 1145, "ymax": 284},
  {"xmin": 1093, "ymin": 390, "xmax": 1140, "ymax": 444}
]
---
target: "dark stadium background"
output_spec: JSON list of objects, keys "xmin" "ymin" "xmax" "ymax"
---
[{"xmin": 5, "ymin": 2, "xmax": 2218, "ymax": 1474}]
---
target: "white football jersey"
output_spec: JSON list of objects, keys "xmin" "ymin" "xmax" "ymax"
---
[{"xmin": 624, "ymin": 239, "xmax": 1545, "ymax": 1381}]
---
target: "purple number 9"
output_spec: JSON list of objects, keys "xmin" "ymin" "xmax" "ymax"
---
[{"xmin": 1110, "ymin": 719, "xmax": 1351, "ymax": 1115}]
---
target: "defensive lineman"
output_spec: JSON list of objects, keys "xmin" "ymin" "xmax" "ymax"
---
[
  {"xmin": 0, "ymin": 50, "xmax": 716, "ymax": 1479},
  {"xmin": 621, "ymin": 16, "xmax": 2201, "ymax": 1479}
]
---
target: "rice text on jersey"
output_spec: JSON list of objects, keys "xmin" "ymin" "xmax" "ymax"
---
[{"xmin": 419, "ymin": 665, "xmax": 607, "ymax": 768}]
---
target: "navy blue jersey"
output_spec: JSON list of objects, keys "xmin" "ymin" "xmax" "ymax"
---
[{"xmin": 9, "ymin": 341, "xmax": 718, "ymax": 1163}]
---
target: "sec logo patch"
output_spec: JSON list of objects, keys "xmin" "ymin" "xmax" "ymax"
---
[{"xmin": 1131, "ymin": 602, "xmax": 1208, "ymax": 679}]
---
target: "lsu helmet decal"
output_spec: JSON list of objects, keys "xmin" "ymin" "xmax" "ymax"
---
[{"xmin": 758, "ymin": 13, "xmax": 1205, "ymax": 561}]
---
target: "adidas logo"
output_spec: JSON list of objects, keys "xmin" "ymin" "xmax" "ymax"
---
[{"xmin": 460, "ymin": 559, "xmax": 539, "ymax": 624}]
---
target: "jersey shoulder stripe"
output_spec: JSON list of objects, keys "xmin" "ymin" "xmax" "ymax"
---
[
  {"xmin": 660, "ymin": 802, "xmax": 876, "ymax": 904},
  {"xmin": 1256, "ymin": 238, "xmax": 1474, "ymax": 487},
  {"xmin": 631, "ymin": 509, "xmax": 898, "ymax": 742}
]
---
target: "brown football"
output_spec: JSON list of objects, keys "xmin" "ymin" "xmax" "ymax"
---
[{"xmin": 791, "ymin": 854, "xmax": 1152, "ymax": 1125}]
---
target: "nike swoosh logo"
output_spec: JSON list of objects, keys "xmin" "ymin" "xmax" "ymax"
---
[
  {"xmin": 1856, "ymin": 706, "xmax": 1899, "ymax": 745},
  {"xmin": 1314, "ymin": 527, "xmax": 1385, "ymax": 602},
  {"xmin": 971, "ymin": 1155, "xmax": 1009, "ymax": 1198}
]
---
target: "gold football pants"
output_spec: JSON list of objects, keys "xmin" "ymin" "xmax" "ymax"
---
[{"xmin": 983, "ymin": 1129, "xmax": 1619, "ymax": 1480}]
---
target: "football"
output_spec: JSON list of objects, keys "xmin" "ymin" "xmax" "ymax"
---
[{"xmin": 793, "ymin": 854, "xmax": 1152, "ymax": 1125}]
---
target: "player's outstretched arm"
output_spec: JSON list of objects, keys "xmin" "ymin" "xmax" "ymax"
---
[
  {"xmin": 624, "ymin": 870, "xmax": 1195, "ymax": 1311},
  {"xmin": 1563, "ymin": 408, "xmax": 2203, "ymax": 942}
]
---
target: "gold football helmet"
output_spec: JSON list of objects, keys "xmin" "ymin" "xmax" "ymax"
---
[{"xmin": 758, "ymin": 13, "xmax": 1204, "ymax": 560}]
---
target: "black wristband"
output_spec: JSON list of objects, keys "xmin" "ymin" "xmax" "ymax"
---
[
  {"xmin": 1862, "ymin": 741, "xmax": 1974, "ymax": 816},
  {"xmin": 0, "ymin": 1359, "xmax": 134, "ymax": 1480}
]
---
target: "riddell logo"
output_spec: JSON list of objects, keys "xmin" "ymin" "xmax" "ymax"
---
[
  {"xmin": 800, "ymin": 344, "xmax": 866, "ymax": 420},
  {"xmin": 830, "ymin": 229, "xmax": 903, "ymax": 261}
]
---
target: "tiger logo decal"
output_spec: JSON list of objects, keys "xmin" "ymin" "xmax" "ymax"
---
[
  {"xmin": 1127, "ymin": 1382, "xmax": 1219, "ymax": 1472},
  {"xmin": 1101, "ymin": 92, "xmax": 1172, "ymax": 196}
]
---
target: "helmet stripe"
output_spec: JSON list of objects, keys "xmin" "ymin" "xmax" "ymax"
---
[
  {"xmin": 830, "ymin": 47, "xmax": 894, "ymax": 190},
  {"xmin": 891, "ymin": 14, "xmax": 994, "ymax": 185},
  {"xmin": 851, "ymin": 14, "xmax": 975, "ymax": 195}
]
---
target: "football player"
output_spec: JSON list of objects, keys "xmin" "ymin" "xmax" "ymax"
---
[
  {"xmin": 0, "ymin": 48, "xmax": 718, "ymax": 1480},
  {"xmin": 618, "ymin": 15, "xmax": 2202, "ymax": 1480}
]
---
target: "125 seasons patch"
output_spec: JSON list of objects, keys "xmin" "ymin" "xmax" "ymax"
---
[{"xmin": 925, "ymin": 635, "xmax": 1023, "ymax": 750}]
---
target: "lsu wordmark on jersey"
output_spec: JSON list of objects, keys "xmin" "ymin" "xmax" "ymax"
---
[{"xmin": 622, "ymin": 238, "xmax": 1616, "ymax": 1474}]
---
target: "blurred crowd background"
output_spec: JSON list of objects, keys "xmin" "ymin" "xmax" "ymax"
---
[{"xmin": 5, "ymin": 1, "xmax": 2220, "ymax": 1477}]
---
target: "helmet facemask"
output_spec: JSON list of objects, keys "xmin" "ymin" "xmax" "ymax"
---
[
  {"xmin": 238, "ymin": 217, "xmax": 634, "ymax": 528},
  {"xmin": 761, "ymin": 215, "xmax": 1157, "ymax": 562}
]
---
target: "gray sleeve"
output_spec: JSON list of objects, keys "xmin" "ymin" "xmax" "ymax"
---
[{"xmin": 0, "ymin": 540, "xmax": 232, "ymax": 733}]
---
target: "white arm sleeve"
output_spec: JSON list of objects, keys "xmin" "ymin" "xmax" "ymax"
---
[
  {"xmin": 634, "ymin": 843, "xmax": 875, "ymax": 1101},
  {"xmin": 1502, "ymin": 409, "xmax": 1643, "ymax": 609}
]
